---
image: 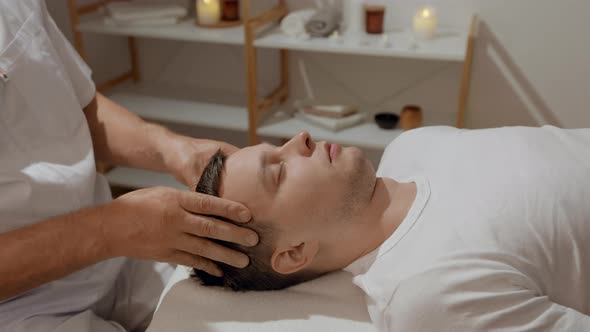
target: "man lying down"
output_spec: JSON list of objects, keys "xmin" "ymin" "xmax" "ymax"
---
[{"xmin": 192, "ymin": 126, "xmax": 590, "ymax": 331}]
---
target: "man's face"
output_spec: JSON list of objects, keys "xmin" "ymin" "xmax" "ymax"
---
[{"xmin": 219, "ymin": 132, "xmax": 376, "ymax": 249}]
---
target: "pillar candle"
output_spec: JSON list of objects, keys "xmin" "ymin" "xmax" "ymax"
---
[
  {"xmin": 197, "ymin": 0, "xmax": 221, "ymax": 25},
  {"xmin": 413, "ymin": 6, "xmax": 438, "ymax": 40}
]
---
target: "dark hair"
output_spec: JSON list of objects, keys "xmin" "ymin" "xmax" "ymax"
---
[{"xmin": 192, "ymin": 150, "xmax": 319, "ymax": 291}]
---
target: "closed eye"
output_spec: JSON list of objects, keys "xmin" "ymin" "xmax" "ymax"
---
[{"xmin": 276, "ymin": 161, "xmax": 285, "ymax": 186}]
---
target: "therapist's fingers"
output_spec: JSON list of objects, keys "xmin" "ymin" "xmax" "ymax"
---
[
  {"xmin": 178, "ymin": 191, "xmax": 252, "ymax": 223},
  {"xmin": 180, "ymin": 212, "xmax": 259, "ymax": 247},
  {"xmin": 171, "ymin": 250, "xmax": 223, "ymax": 277},
  {"xmin": 177, "ymin": 233, "xmax": 250, "ymax": 268}
]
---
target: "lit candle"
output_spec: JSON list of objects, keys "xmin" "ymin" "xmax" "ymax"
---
[
  {"xmin": 197, "ymin": 0, "xmax": 221, "ymax": 25},
  {"xmin": 413, "ymin": 6, "xmax": 438, "ymax": 40}
]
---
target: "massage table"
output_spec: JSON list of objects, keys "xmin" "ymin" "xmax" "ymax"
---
[{"xmin": 147, "ymin": 266, "xmax": 377, "ymax": 331}]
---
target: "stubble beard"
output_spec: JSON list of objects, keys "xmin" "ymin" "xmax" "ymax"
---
[{"xmin": 336, "ymin": 154, "xmax": 376, "ymax": 223}]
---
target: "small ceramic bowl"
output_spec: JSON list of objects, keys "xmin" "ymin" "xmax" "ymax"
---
[{"xmin": 374, "ymin": 112, "xmax": 400, "ymax": 129}]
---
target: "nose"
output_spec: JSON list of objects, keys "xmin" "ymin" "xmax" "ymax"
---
[{"xmin": 281, "ymin": 131, "xmax": 314, "ymax": 157}]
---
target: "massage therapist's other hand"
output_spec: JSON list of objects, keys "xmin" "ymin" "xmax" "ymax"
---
[
  {"xmin": 101, "ymin": 187, "xmax": 258, "ymax": 276},
  {"xmin": 165, "ymin": 137, "xmax": 239, "ymax": 191}
]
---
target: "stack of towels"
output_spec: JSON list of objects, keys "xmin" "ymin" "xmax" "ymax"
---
[
  {"xmin": 297, "ymin": 104, "xmax": 365, "ymax": 132},
  {"xmin": 104, "ymin": 1, "xmax": 188, "ymax": 27}
]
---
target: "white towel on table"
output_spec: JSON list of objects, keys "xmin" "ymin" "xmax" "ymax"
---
[
  {"xmin": 148, "ymin": 266, "xmax": 376, "ymax": 332},
  {"xmin": 280, "ymin": 9, "xmax": 317, "ymax": 38},
  {"xmin": 305, "ymin": 9, "xmax": 340, "ymax": 37}
]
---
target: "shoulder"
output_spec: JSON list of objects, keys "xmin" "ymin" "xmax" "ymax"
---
[
  {"xmin": 386, "ymin": 126, "xmax": 460, "ymax": 149},
  {"xmin": 378, "ymin": 126, "xmax": 461, "ymax": 178},
  {"xmin": 383, "ymin": 126, "xmax": 462, "ymax": 160}
]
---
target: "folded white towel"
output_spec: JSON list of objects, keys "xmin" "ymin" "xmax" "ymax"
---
[
  {"xmin": 106, "ymin": 1, "xmax": 187, "ymax": 21},
  {"xmin": 280, "ymin": 9, "xmax": 317, "ymax": 38},
  {"xmin": 303, "ymin": 104, "xmax": 358, "ymax": 118}
]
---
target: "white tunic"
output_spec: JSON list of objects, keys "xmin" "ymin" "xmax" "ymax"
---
[
  {"xmin": 346, "ymin": 126, "xmax": 590, "ymax": 331},
  {"xmin": 0, "ymin": 0, "xmax": 125, "ymax": 330}
]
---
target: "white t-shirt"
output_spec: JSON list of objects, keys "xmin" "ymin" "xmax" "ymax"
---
[
  {"xmin": 346, "ymin": 126, "xmax": 590, "ymax": 332},
  {"xmin": 0, "ymin": 1, "xmax": 125, "ymax": 330}
]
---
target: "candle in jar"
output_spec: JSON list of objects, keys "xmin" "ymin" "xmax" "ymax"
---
[
  {"xmin": 365, "ymin": 5, "xmax": 386, "ymax": 34},
  {"xmin": 221, "ymin": 0, "xmax": 240, "ymax": 21},
  {"xmin": 413, "ymin": 6, "xmax": 437, "ymax": 40},
  {"xmin": 400, "ymin": 105, "xmax": 422, "ymax": 130},
  {"xmin": 197, "ymin": 0, "xmax": 221, "ymax": 25}
]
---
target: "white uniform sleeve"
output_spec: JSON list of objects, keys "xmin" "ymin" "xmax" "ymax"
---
[
  {"xmin": 385, "ymin": 275, "xmax": 590, "ymax": 332},
  {"xmin": 41, "ymin": 2, "xmax": 96, "ymax": 108}
]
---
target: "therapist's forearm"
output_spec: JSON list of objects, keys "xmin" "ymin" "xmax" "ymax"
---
[
  {"xmin": 83, "ymin": 93, "xmax": 186, "ymax": 174},
  {"xmin": 0, "ymin": 206, "xmax": 111, "ymax": 301}
]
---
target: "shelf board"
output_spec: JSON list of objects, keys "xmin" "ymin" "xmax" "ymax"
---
[
  {"xmin": 258, "ymin": 111, "xmax": 456, "ymax": 150},
  {"xmin": 254, "ymin": 27, "xmax": 467, "ymax": 62},
  {"xmin": 78, "ymin": 14, "xmax": 245, "ymax": 45},
  {"xmin": 106, "ymin": 167, "xmax": 186, "ymax": 189},
  {"xmin": 77, "ymin": 14, "xmax": 465, "ymax": 61},
  {"xmin": 107, "ymin": 90, "xmax": 248, "ymax": 131}
]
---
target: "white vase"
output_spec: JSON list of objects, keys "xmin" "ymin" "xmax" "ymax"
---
[{"xmin": 342, "ymin": 0, "xmax": 363, "ymax": 36}]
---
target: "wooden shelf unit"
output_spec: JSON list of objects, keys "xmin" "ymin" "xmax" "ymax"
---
[
  {"xmin": 250, "ymin": 17, "xmax": 478, "ymax": 148},
  {"xmin": 68, "ymin": 0, "xmax": 289, "ymax": 144},
  {"xmin": 67, "ymin": 1, "xmax": 477, "ymax": 189}
]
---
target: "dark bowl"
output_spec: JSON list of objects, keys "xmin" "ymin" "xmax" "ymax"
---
[{"xmin": 374, "ymin": 112, "xmax": 400, "ymax": 130}]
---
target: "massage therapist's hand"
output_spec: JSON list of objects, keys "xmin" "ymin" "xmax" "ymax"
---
[
  {"xmin": 165, "ymin": 137, "xmax": 239, "ymax": 191},
  {"xmin": 101, "ymin": 187, "xmax": 258, "ymax": 276}
]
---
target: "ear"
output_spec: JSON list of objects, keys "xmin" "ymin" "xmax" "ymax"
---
[{"xmin": 270, "ymin": 240, "xmax": 319, "ymax": 275}]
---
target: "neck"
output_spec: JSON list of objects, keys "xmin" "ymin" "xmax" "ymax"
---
[{"xmin": 341, "ymin": 177, "xmax": 417, "ymax": 267}]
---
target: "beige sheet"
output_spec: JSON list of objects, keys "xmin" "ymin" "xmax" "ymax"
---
[{"xmin": 148, "ymin": 266, "xmax": 376, "ymax": 332}]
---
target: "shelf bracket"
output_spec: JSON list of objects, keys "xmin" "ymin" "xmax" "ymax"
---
[
  {"xmin": 258, "ymin": 84, "xmax": 288, "ymax": 115},
  {"xmin": 244, "ymin": 0, "xmax": 289, "ymax": 145}
]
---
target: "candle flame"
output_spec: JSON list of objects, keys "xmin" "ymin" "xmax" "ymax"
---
[
  {"xmin": 422, "ymin": 8, "xmax": 431, "ymax": 18},
  {"xmin": 204, "ymin": 0, "xmax": 211, "ymax": 4}
]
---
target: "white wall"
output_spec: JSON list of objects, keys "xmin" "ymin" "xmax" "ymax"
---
[
  {"xmin": 47, "ymin": 0, "xmax": 590, "ymax": 147},
  {"xmin": 467, "ymin": 0, "xmax": 590, "ymax": 128}
]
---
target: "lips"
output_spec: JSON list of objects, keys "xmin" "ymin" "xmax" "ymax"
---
[
  {"xmin": 325, "ymin": 142, "xmax": 340, "ymax": 163},
  {"xmin": 325, "ymin": 143, "xmax": 332, "ymax": 163}
]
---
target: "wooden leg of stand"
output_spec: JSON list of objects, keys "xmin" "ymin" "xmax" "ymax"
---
[
  {"xmin": 245, "ymin": 21, "xmax": 259, "ymax": 145},
  {"xmin": 456, "ymin": 15, "xmax": 478, "ymax": 128},
  {"xmin": 280, "ymin": 49, "xmax": 289, "ymax": 103}
]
